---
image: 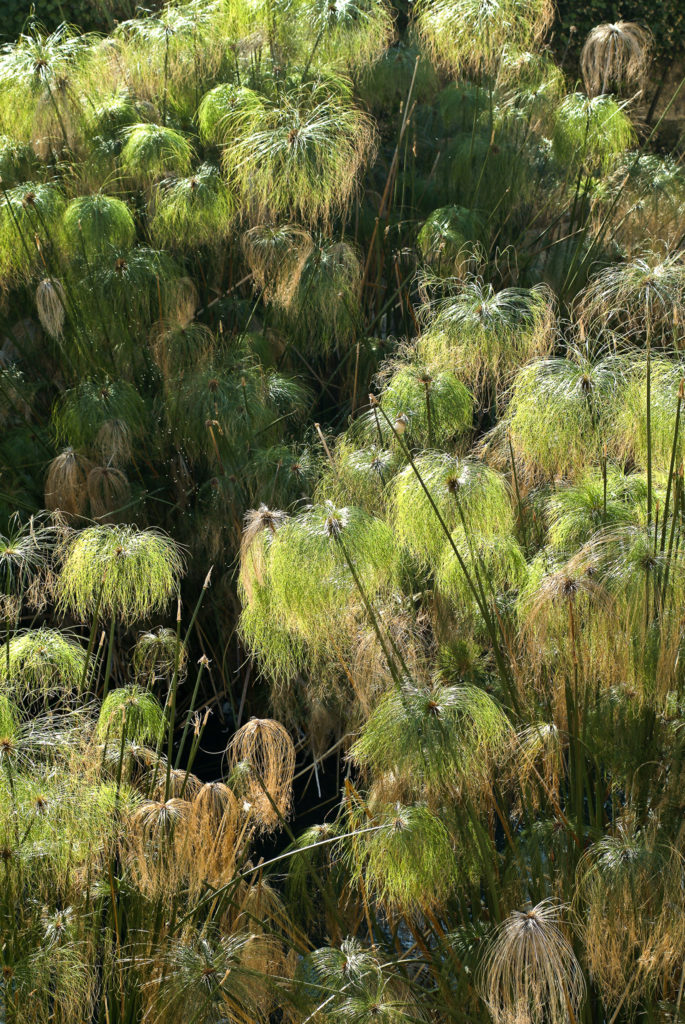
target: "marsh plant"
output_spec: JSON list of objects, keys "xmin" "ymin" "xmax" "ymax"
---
[{"xmin": 1, "ymin": 0, "xmax": 685, "ymax": 1022}]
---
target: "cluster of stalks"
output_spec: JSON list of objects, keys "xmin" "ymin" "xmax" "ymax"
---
[{"xmin": 1, "ymin": 0, "xmax": 685, "ymax": 1021}]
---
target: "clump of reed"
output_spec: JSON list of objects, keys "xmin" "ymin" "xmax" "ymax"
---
[{"xmin": 1, "ymin": 2, "xmax": 684, "ymax": 1022}]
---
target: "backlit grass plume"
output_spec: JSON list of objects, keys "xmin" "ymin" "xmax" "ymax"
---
[
  {"xmin": 144, "ymin": 932, "xmax": 263, "ymax": 1024},
  {"xmin": 516, "ymin": 552, "xmax": 615, "ymax": 697},
  {"xmin": 352, "ymin": 683, "xmax": 508, "ymax": 798},
  {"xmin": 349, "ymin": 801, "xmax": 458, "ymax": 916},
  {"xmin": 598, "ymin": 153, "xmax": 685, "ymax": 252},
  {"xmin": 265, "ymin": 501, "xmax": 399, "ymax": 648},
  {"xmin": 85, "ymin": 89, "xmax": 140, "ymax": 140},
  {"xmin": 0, "ymin": 938, "xmax": 95, "ymax": 1023},
  {"xmin": 58, "ymin": 524, "xmax": 184, "ymax": 624},
  {"xmin": 95, "ymin": 418, "xmax": 134, "ymax": 466},
  {"xmin": 120, "ymin": 123, "xmax": 194, "ymax": 186},
  {"xmin": 359, "ymin": 363, "xmax": 474, "ymax": 448},
  {"xmin": 0, "ymin": 181, "xmax": 65, "ymax": 287},
  {"xmin": 545, "ymin": 469, "xmax": 647, "ymax": 552},
  {"xmin": 577, "ymin": 250, "xmax": 685, "ymax": 343},
  {"xmin": 238, "ymin": 585, "xmax": 310, "ymax": 688},
  {"xmin": 218, "ymin": 79, "xmax": 375, "ymax": 224},
  {"xmin": 298, "ymin": 938, "xmax": 382, "ymax": 1004},
  {"xmin": 317, "ymin": 440, "xmax": 402, "ymax": 514},
  {"xmin": 76, "ymin": 245, "xmax": 179, "ymax": 346},
  {"xmin": 573, "ymin": 524, "xmax": 683, "ymax": 621},
  {"xmin": 97, "ymin": 684, "xmax": 166, "ymax": 744},
  {"xmin": 436, "ymin": 528, "xmax": 527, "ymax": 630},
  {"xmin": 241, "ymin": 224, "xmax": 314, "ymax": 306},
  {"xmin": 227, "ymin": 717, "xmax": 296, "ymax": 831},
  {"xmin": 239, "ymin": 505, "xmax": 289, "ymax": 602},
  {"xmin": 44, "ymin": 447, "xmax": 92, "ymax": 518},
  {"xmin": 192, "ymin": 780, "xmax": 238, "ymax": 836},
  {"xmin": 478, "ymin": 900, "xmax": 586, "ymax": 1024},
  {"xmin": 552, "ymin": 93, "xmax": 635, "ymax": 175},
  {"xmin": 500, "ymin": 353, "xmax": 626, "ymax": 482},
  {"xmin": 390, "ymin": 453, "xmax": 512, "ymax": 568},
  {"xmin": 52, "ymin": 377, "xmax": 146, "ymax": 451},
  {"xmin": 415, "ymin": 0, "xmax": 553, "ymax": 76},
  {"xmin": 574, "ymin": 826, "xmax": 685, "ymax": 1008},
  {"xmin": 196, "ymin": 82, "xmax": 265, "ymax": 146},
  {"xmin": 297, "ymin": 0, "xmax": 394, "ymax": 73},
  {"xmin": 284, "ymin": 238, "xmax": 362, "ymax": 354},
  {"xmin": 164, "ymin": 358, "xmax": 307, "ymax": 461},
  {"xmin": 612, "ymin": 357, "xmax": 685, "ymax": 472},
  {"xmin": 300, "ymin": 938, "xmax": 425, "ymax": 1023},
  {"xmin": 0, "ymin": 628, "xmax": 86, "ymax": 708},
  {"xmin": 418, "ymin": 279, "xmax": 555, "ymax": 399},
  {"xmin": 150, "ymin": 163, "xmax": 234, "ymax": 249},
  {"xmin": 134, "ymin": 627, "xmax": 186, "ymax": 684},
  {"xmin": 417, "ymin": 205, "xmax": 485, "ymax": 277},
  {"xmin": 0, "ymin": 22, "xmax": 95, "ymax": 149},
  {"xmin": 63, "ymin": 193, "xmax": 136, "ymax": 253},
  {"xmin": 113, "ymin": 2, "xmax": 235, "ymax": 122},
  {"xmin": 580, "ymin": 21, "xmax": 651, "ymax": 98}
]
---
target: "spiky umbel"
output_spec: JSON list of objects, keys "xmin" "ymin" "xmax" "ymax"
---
[
  {"xmin": 418, "ymin": 279, "xmax": 555, "ymax": 398},
  {"xmin": 581, "ymin": 22, "xmax": 652, "ymax": 98},
  {"xmin": 352, "ymin": 683, "xmax": 508, "ymax": 798},
  {"xmin": 390, "ymin": 453, "xmax": 512, "ymax": 568},
  {"xmin": 227, "ymin": 717, "xmax": 295, "ymax": 833},
  {"xmin": 58, "ymin": 524, "xmax": 184, "ymax": 624},
  {"xmin": 496, "ymin": 352, "xmax": 627, "ymax": 483},
  {"xmin": 348, "ymin": 801, "xmax": 460, "ymax": 916},
  {"xmin": 97, "ymin": 684, "xmax": 166, "ymax": 744},
  {"xmin": 35, "ymin": 277, "xmax": 66, "ymax": 338},
  {"xmin": 478, "ymin": 900, "xmax": 586, "ymax": 1024},
  {"xmin": 0, "ymin": 628, "xmax": 86, "ymax": 708},
  {"xmin": 151, "ymin": 164, "xmax": 234, "ymax": 249},
  {"xmin": 63, "ymin": 194, "xmax": 136, "ymax": 254},
  {"xmin": 120, "ymin": 123, "xmax": 194, "ymax": 186},
  {"xmin": 211, "ymin": 78, "xmax": 375, "ymax": 224},
  {"xmin": 416, "ymin": 0, "xmax": 553, "ymax": 76},
  {"xmin": 552, "ymin": 93, "xmax": 635, "ymax": 175}
]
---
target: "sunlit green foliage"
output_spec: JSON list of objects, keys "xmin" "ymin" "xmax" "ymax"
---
[
  {"xmin": 264, "ymin": 501, "xmax": 399, "ymax": 645},
  {"xmin": 150, "ymin": 163, "xmax": 234, "ymax": 248},
  {"xmin": 0, "ymin": 3, "xmax": 683, "ymax": 1022},
  {"xmin": 436, "ymin": 527, "xmax": 528, "ymax": 628},
  {"xmin": 0, "ymin": 628, "xmax": 86, "ymax": 707},
  {"xmin": 358, "ymin": 363, "xmax": 473, "ymax": 448},
  {"xmin": 417, "ymin": 205, "xmax": 485, "ymax": 276},
  {"xmin": 419, "ymin": 280, "xmax": 555, "ymax": 397},
  {"xmin": 0, "ymin": 181, "xmax": 65, "ymax": 286},
  {"xmin": 552, "ymin": 93, "xmax": 635, "ymax": 174},
  {"xmin": 545, "ymin": 469, "xmax": 648, "ymax": 552},
  {"xmin": 415, "ymin": 0, "xmax": 554, "ymax": 75},
  {"xmin": 63, "ymin": 194, "xmax": 136, "ymax": 253},
  {"xmin": 349, "ymin": 801, "xmax": 460, "ymax": 915},
  {"xmin": 502, "ymin": 353, "xmax": 626, "ymax": 481},
  {"xmin": 58, "ymin": 524, "xmax": 184, "ymax": 622},
  {"xmin": 120, "ymin": 123, "xmax": 194, "ymax": 186},
  {"xmin": 390, "ymin": 453, "xmax": 512, "ymax": 568},
  {"xmin": 215, "ymin": 79, "xmax": 375, "ymax": 224},
  {"xmin": 97, "ymin": 684, "xmax": 166, "ymax": 744},
  {"xmin": 352, "ymin": 683, "xmax": 508, "ymax": 795}
]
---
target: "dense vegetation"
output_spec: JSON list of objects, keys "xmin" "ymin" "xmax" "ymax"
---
[{"xmin": 1, "ymin": 1, "xmax": 684, "ymax": 1022}]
